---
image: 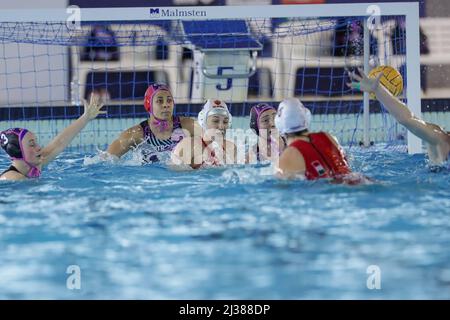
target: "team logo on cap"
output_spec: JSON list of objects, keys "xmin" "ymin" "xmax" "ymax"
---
[
  {"xmin": 0, "ymin": 133, "xmax": 8, "ymax": 146},
  {"xmin": 213, "ymin": 100, "xmax": 222, "ymax": 107}
]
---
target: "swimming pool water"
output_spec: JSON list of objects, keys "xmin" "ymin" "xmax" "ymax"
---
[{"xmin": 0, "ymin": 148, "xmax": 449, "ymax": 299}]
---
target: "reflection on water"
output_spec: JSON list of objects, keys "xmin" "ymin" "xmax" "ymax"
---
[{"xmin": 0, "ymin": 148, "xmax": 449, "ymax": 299}]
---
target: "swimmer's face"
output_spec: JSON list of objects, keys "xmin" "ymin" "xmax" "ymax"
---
[
  {"xmin": 258, "ymin": 109, "xmax": 277, "ymax": 136},
  {"xmin": 206, "ymin": 114, "xmax": 230, "ymax": 137},
  {"xmin": 21, "ymin": 132, "xmax": 42, "ymax": 165},
  {"xmin": 152, "ymin": 90, "xmax": 174, "ymax": 120}
]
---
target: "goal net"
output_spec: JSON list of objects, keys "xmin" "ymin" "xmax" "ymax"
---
[{"xmin": 0, "ymin": 4, "xmax": 421, "ymax": 153}]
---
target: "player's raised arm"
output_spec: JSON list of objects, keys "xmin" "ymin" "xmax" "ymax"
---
[{"xmin": 347, "ymin": 68, "xmax": 447, "ymax": 147}]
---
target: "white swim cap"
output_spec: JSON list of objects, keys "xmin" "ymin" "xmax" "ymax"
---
[
  {"xmin": 197, "ymin": 99, "xmax": 232, "ymax": 130},
  {"xmin": 275, "ymin": 98, "xmax": 311, "ymax": 135}
]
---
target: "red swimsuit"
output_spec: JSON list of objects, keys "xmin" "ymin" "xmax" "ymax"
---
[{"xmin": 289, "ymin": 132, "xmax": 351, "ymax": 181}]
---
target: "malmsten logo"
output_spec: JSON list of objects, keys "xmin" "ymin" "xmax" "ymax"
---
[{"xmin": 149, "ymin": 8, "xmax": 207, "ymax": 18}]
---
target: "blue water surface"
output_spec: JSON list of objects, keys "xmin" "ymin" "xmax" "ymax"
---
[{"xmin": 0, "ymin": 147, "xmax": 449, "ymax": 299}]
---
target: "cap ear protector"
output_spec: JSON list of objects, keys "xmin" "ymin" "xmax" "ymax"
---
[{"xmin": 1, "ymin": 128, "xmax": 28, "ymax": 159}]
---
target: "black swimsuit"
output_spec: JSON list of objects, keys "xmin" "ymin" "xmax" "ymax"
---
[
  {"xmin": 139, "ymin": 116, "xmax": 184, "ymax": 163},
  {"xmin": 0, "ymin": 165, "xmax": 20, "ymax": 178}
]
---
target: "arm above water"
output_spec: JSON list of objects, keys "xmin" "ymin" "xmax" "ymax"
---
[
  {"xmin": 106, "ymin": 125, "xmax": 144, "ymax": 158},
  {"xmin": 348, "ymin": 68, "xmax": 447, "ymax": 146},
  {"xmin": 40, "ymin": 93, "xmax": 106, "ymax": 166}
]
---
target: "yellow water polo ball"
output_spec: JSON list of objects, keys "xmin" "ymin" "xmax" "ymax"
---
[{"xmin": 368, "ymin": 65, "xmax": 403, "ymax": 99}]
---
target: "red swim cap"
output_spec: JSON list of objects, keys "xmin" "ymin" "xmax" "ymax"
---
[{"xmin": 143, "ymin": 83, "xmax": 172, "ymax": 114}]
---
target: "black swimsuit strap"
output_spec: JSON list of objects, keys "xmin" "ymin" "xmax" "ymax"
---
[{"xmin": 0, "ymin": 165, "xmax": 20, "ymax": 177}]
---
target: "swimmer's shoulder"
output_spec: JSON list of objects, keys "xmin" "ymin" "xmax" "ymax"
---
[
  {"xmin": 443, "ymin": 131, "xmax": 450, "ymax": 148},
  {"xmin": 179, "ymin": 116, "xmax": 193, "ymax": 126},
  {"xmin": 173, "ymin": 135, "xmax": 197, "ymax": 154},
  {"xmin": 179, "ymin": 117, "xmax": 199, "ymax": 136},
  {"xmin": 279, "ymin": 145, "xmax": 305, "ymax": 169},
  {"xmin": 276, "ymin": 145, "xmax": 306, "ymax": 177},
  {"xmin": 425, "ymin": 123, "xmax": 450, "ymax": 148},
  {"xmin": 281, "ymin": 144, "xmax": 304, "ymax": 160},
  {"xmin": 437, "ymin": 134, "xmax": 450, "ymax": 162},
  {"xmin": 121, "ymin": 123, "xmax": 144, "ymax": 142},
  {"xmin": 107, "ymin": 124, "xmax": 144, "ymax": 157},
  {"xmin": 0, "ymin": 170, "xmax": 27, "ymax": 181}
]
